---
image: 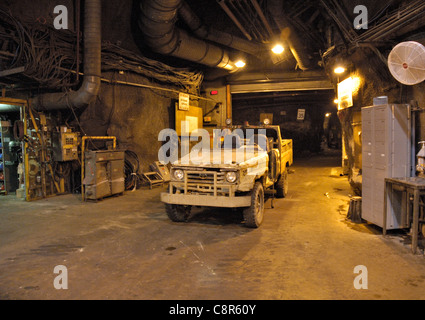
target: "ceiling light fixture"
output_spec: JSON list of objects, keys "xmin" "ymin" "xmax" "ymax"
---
[
  {"xmin": 272, "ymin": 44, "xmax": 284, "ymax": 55},
  {"xmin": 235, "ymin": 60, "xmax": 246, "ymax": 68},
  {"xmin": 334, "ymin": 66, "xmax": 346, "ymax": 74}
]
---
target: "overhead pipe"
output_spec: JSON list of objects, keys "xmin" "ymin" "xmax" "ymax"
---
[
  {"xmin": 217, "ymin": 0, "xmax": 253, "ymax": 41},
  {"xmin": 355, "ymin": 0, "xmax": 425, "ymax": 43},
  {"xmin": 231, "ymin": 0, "xmax": 266, "ymax": 42},
  {"xmin": 249, "ymin": 0, "xmax": 274, "ymax": 38},
  {"xmin": 319, "ymin": 0, "xmax": 355, "ymax": 43},
  {"xmin": 31, "ymin": 0, "xmax": 101, "ymax": 110},
  {"xmin": 224, "ymin": 0, "xmax": 269, "ymax": 43},
  {"xmin": 268, "ymin": 0, "xmax": 311, "ymax": 71},
  {"xmin": 178, "ymin": 1, "xmax": 264, "ymax": 58},
  {"xmin": 138, "ymin": 0, "xmax": 236, "ymax": 71}
]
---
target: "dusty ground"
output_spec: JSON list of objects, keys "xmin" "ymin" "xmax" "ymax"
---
[{"xmin": 0, "ymin": 154, "xmax": 424, "ymax": 300}]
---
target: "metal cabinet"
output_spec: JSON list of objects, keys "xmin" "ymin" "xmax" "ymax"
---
[
  {"xmin": 0, "ymin": 121, "xmax": 18, "ymax": 194},
  {"xmin": 83, "ymin": 150, "xmax": 125, "ymax": 200},
  {"xmin": 361, "ymin": 104, "xmax": 412, "ymax": 230}
]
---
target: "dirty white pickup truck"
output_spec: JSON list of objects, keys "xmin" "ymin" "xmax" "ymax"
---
[{"xmin": 160, "ymin": 125, "xmax": 293, "ymax": 228}]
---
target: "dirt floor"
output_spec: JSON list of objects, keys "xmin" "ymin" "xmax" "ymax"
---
[{"xmin": 0, "ymin": 153, "xmax": 424, "ymax": 300}]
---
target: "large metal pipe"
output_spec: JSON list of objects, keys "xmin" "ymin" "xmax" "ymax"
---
[
  {"xmin": 31, "ymin": 0, "xmax": 101, "ymax": 110},
  {"xmin": 138, "ymin": 0, "xmax": 236, "ymax": 71},
  {"xmin": 178, "ymin": 1, "xmax": 263, "ymax": 58},
  {"xmin": 268, "ymin": 0, "xmax": 311, "ymax": 71},
  {"xmin": 217, "ymin": 0, "xmax": 252, "ymax": 41},
  {"xmin": 249, "ymin": 0, "xmax": 273, "ymax": 38}
]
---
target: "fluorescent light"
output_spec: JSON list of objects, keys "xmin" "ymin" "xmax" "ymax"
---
[
  {"xmin": 0, "ymin": 104, "xmax": 21, "ymax": 112},
  {"xmin": 235, "ymin": 60, "xmax": 246, "ymax": 68},
  {"xmin": 272, "ymin": 44, "xmax": 284, "ymax": 55}
]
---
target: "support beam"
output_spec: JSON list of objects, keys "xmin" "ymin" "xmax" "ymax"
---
[
  {"xmin": 230, "ymin": 80, "xmax": 334, "ymax": 94},
  {"xmin": 226, "ymin": 84, "xmax": 232, "ymax": 120}
]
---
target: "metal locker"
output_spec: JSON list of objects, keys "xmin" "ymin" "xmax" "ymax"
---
[{"xmin": 361, "ymin": 104, "xmax": 412, "ymax": 229}]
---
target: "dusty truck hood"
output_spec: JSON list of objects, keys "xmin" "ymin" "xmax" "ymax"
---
[
  {"xmin": 172, "ymin": 148, "xmax": 268, "ymax": 192},
  {"xmin": 173, "ymin": 147, "xmax": 268, "ymax": 170}
]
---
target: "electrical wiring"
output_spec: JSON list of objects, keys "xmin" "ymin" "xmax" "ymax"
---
[
  {"xmin": 101, "ymin": 43, "xmax": 204, "ymax": 94},
  {"xmin": 0, "ymin": 8, "xmax": 204, "ymax": 94}
]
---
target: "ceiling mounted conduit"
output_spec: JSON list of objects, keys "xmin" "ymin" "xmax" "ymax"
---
[
  {"xmin": 138, "ymin": 0, "xmax": 237, "ymax": 71},
  {"xmin": 268, "ymin": 0, "xmax": 311, "ymax": 71},
  {"xmin": 178, "ymin": 1, "xmax": 264, "ymax": 59},
  {"xmin": 217, "ymin": 0, "xmax": 273, "ymax": 43}
]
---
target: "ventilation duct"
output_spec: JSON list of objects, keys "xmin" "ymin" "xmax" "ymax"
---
[
  {"xmin": 138, "ymin": 0, "xmax": 237, "ymax": 71},
  {"xmin": 31, "ymin": 0, "xmax": 101, "ymax": 110},
  {"xmin": 178, "ymin": 1, "xmax": 263, "ymax": 59},
  {"xmin": 268, "ymin": 0, "xmax": 311, "ymax": 71}
]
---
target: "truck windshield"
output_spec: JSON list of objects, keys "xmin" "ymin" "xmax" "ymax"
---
[{"xmin": 214, "ymin": 128, "xmax": 272, "ymax": 152}]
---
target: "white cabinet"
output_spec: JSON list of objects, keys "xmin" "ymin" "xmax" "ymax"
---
[{"xmin": 361, "ymin": 104, "xmax": 412, "ymax": 229}]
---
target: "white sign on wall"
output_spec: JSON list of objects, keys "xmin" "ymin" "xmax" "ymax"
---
[
  {"xmin": 297, "ymin": 109, "xmax": 306, "ymax": 121},
  {"xmin": 179, "ymin": 93, "xmax": 190, "ymax": 111}
]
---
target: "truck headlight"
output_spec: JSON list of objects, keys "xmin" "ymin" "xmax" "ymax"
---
[
  {"xmin": 225, "ymin": 171, "xmax": 237, "ymax": 183},
  {"xmin": 174, "ymin": 169, "xmax": 184, "ymax": 181}
]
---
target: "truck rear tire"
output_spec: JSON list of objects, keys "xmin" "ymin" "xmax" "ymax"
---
[
  {"xmin": 275, "ymin": 169, "xmax": 288, "ymax": 198},
  {"xmin": 243, "ymin": 182, "xmax": 264, "ymax": 228},
  {"xmin": 165, "ymin": 204, "xmax": 191, "ymax": 222}
]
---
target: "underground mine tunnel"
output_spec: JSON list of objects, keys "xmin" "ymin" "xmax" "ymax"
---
[{"xmin": 1, "ymin": 0, "xmax": 425, "ymax": 302}]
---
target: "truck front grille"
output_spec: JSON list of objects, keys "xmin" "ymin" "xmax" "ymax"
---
[
  {"xmin": 186, "ymin": 171, "xmax": 225, "ymax": 184},
  {"xmin": 172, "ymin": 169, "xmax": 235, "ymax": 197}
]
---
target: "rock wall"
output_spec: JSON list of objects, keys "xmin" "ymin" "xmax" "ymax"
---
[{"xmin": 334, "ymin": 43, "xmax": 425, "ymax": 195}]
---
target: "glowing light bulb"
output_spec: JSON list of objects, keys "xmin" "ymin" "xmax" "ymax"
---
[
  {"xmin": 334, "ymin": 66, "xmax": 346, "ymax": 74},
  {"xmin": 235, "ymin": 60, "xmax": 246, "ymax": 68},
  {"xmin": 272, "ymin": 44, "xmax": 284, "ymax": 54}
]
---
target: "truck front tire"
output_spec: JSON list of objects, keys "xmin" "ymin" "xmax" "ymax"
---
[
  {"xmin": 243, "ymin": 182, "xmax": 265, "ymax": 228},
  {"xmin": 165, "ymin": 204, "xmax": 191, "ymax": 222}
]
